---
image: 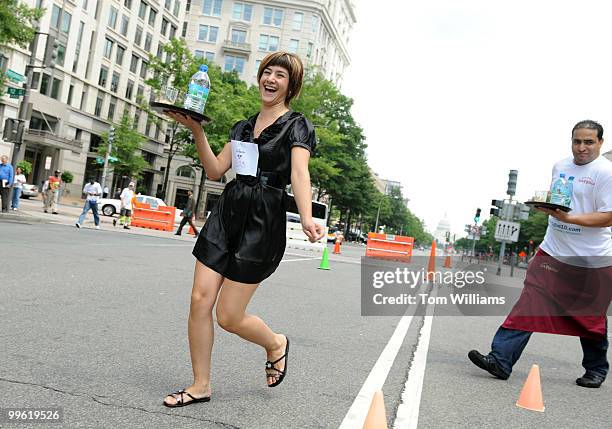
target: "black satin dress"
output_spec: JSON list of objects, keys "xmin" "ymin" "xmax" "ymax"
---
[{"xmin": 192, "ymin": 111, "xmax": 316, "ymax": 283}]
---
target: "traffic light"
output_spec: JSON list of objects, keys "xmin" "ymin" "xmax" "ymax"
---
[
  {"xmin": 507, "ymin": 169, "xmax": 518, "ymax": 196},
  {"xmin": 3, "ymin": 118, "xmax": 24, "ymax": 143},
  {"xmin": 43, "ymin": 35, "xmax": 60, "ymax": 68},
  {"xmin": 445, "ymin": 231, "xmax": 450, "ymax": 242},
  {"xmin": 490, "ymin": 199, "xmax": 503, "ymax": 217},
  {"xmin": 108, "ymin": 126, "xmax": 116, "ymax": 142},
  {"xmin": 516, "ymin": 203, "xmax": 530, "ymax": 221},
  {"xmin": 474, "ymin": 208, "xmax": 481, "ymax": 224}
]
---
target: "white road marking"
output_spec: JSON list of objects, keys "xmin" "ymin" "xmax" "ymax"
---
[
  {"xmin": 338, "ymin": 314, "xmax": 415, "ymax": 429},
  {"xmin": 280, "ymin": 257, "xmax": 319, "ymax": 263},
  {"xmin": 393, "ymin": 288, "xmax": 437, "ymax": 429}
]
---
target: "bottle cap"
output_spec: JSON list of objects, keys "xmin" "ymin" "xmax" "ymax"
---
[
  {"xmin": 560, "ymin": 173, "xmax": 566, "ymax": 177},
  {"xmin": 199, "ymin": 64, "xmax": 208, "ymax": 72}
]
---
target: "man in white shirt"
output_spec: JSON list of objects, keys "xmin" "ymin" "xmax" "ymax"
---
[
  {"xmin": 469, "ymin": 119, "xmax": 612, "ymax": 388},
  {"xmin": 76, "ymin": 178, "xmax": 102, "ymax": 229},
  {"xmin": 113, "ymin": 182, "xmax": 135, "ymax": 229}
]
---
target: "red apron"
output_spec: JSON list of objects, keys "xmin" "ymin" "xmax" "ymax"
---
[{"xmin": 502, "ymin": 249, "xmax": 611, "ymax": 340}]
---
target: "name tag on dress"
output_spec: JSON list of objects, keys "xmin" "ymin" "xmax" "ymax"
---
[{"xmin": 231, "ymin": 140, "xmax": 259, "ymax": 177}]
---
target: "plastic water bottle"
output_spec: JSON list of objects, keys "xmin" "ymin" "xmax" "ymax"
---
[
  {"xmin": 549, "ymin": 173, "xmax": 566, "ymax": 205},
  {"xmin": 563, "ymin": 176, "xmax": 574, "ymax": 207},
  {"xmin": 183, "ymin": 65, "xmax": 210, "ymax": 114}
]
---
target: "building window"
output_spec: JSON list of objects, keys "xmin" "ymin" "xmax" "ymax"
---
[
  {"xmin": 254, "ymin": 59, "xmax": 261, "ymax": 76},
  {"xmin": 156, "ymin": 44, "xmax": 163, "ymax": 59},
  {"xmin": 116, "ymin": 45, "xmax": 126, "ymax": 65},
  {"xmin": 148, "ymin": 7, "xmax": 157, "ymax": 26},
  {"xmin": 176, "ymin": 166, "xmax": 196, "ymax": 178},
  {"xmin": 181, "ymin": 21, "xmax": 188, "ymax": 37},
  {"xmin": 198, "ymin": 25, "xmax": 218, "ymax": 43},
  {"xmin": 61, "ymin": 10, "xmax": 72, "ymax": 33},
  {"xmin": 202, "ymin": 0, "xmax": 222, "ymax": 16},
  {"xmin": 165, "ymin": 0, "xmax": 172, "ymax": 10},
  {"xmin": 307, "ymin": 42, "xmax": 313, "ymax": 58},
  {"xmin": 126, "ymin": 80, "xmax": 134, "ymax": 99},
  {"xmin": 108, "ymin": 97, "xmax": 117, "ymax": 121},
  {"xmin": 233, "ymin": 2, "xmax": 252, "ymax": 21},
  {"xmin": 258, "ymin": 34, "xmax": 279, "ymax": 52},
  {"xmin": 40, "ymin": 73, "xmax": 50, "ymax": 95},
  {"xmin": 311, "ymin": 15, "xmax": 319, "ymax": 33},
  {"xmin": 231, "ymin": 29, "xmax": 246, "ymax": 44},
  {"xmin": 133, "ymin": 110, "xmax": 140, "ymax": 129},
  {"xmin": 56, "ymin": 42, "xmax": 66, "ymax": 66},
  {"xmin": 292, "ymin": 12, "xmax": 303, "ymax": 31},
  {"xmin": 108, "ymin": 6, "xmax": 118, "ymax": 28},
  {"xmin": 138, "ymin": 1, "xmax": 147, "ymax": 19},
  {"xmin": 173, "ymin": 0, "xmax": 180, "ymax": 16},
  {"xmin": 263, "ymin": 7, "xmax": 283, "ymax": 27},
  {"xmin": 51, "ymin": 5, "xmax": 61, "ymax": 29},
  {"xmin": 135, "ymin": 26, "xmax": 143, "ymax": 45},
  {"xmin": 288, "ymin": 39, "xmax": 298, "ymax": 53},
  {"xmin": 124, "ymin": 0, "xmax": 133, "ymax": 9},
  {"xmin": 224, "ymin": 55, "xmax": 245, "ymax": 74},
  {"xmin": 120, "ymin": 15, "xmax": 129, "ymax": 36},
  {"xmin": 99, "ymin": 66, "xmax": 109, "ymax": 87},
  {"xmin": 111, "ymin": 72, "xmax": 120, "ymax": 93},
  {"xmin": 95, "ymin": 95, "xmax": 104, "ymax": 116},
  {"xmin": 169, "ymin": 24, "xmax": 177, "ymax": 39},
  {"xmin": 194, "ymin": 49, "xmax": 204, "ymax": 59},
  {"xmin": 50, "ymin": 77, "xmax": 62, "ymax": 100},
  {"xmin": 140, "ymin": 61, "xmax": 148, "ymax": 79},
  {"xmin": 67, "ymin": 84, "xmax": 74, "ymax": 105},
  {"xmin": 103, "ymin": 38, "xmax": 114, "ymax": 59},
  {"xmin": 144, "ymin": 33, "xmax": 152, "ymax": 50},
  {"xmin": 161, "ymin": 18, "xmax": 169, "ymax": 36},
  {"xmin": 130, "ymin": 54, "xmax": 139, "ymax": 73},
  {"xmin": 80, "ymin": 88, "xmax": 87, "ymax": 110},
  {"xmin": 137, "ymin": 84, "xmax": 144, "ymax": 99}
]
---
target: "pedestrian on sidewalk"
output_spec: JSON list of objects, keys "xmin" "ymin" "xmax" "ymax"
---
[
  {"xmin": 113, "ymin": 182, "xmax": 135, "ymax": 229},
  {"xmin": 469, "ymin": 120, "xmax": 612, "ymax": 388},
  {"xmin": 175, "ymin": 190, "xmax": 198, "ymax": 236},
  {"xmin": 44, "ymin": 170, "xmax": 62, "ymax": 214},
  {"xmin": 75, "ymin": 178, "xmax": 102, "ymax": 229},
  {"xmin": 11, "ymin": 167, "xmax": 26, "ymax": 210},
  {"xmin": 103, "ymin": 185, "xmax": 109, "ymax": 198},
  {"xmin": 0, "ymin": 155, "xmax": 14, "ymax": 213},
  {"xmin": 162, "ymin": 52, "xmax": 325, "ymax": 407}
]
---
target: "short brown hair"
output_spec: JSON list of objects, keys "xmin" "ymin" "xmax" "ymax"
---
[{"xmin": 257, "ymin": 52, "xmax": 304, "ymax": 105}]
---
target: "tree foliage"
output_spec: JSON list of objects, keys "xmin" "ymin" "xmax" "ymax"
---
[{"xmin": 0, "ymin": 0, "xmax": 42, "ymax": 49}]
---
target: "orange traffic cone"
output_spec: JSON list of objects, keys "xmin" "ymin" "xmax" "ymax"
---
[
  {"xmin": 363, "ymin": 391, "xmax": 388, "ymax": 429},
  {"xmin": 427, "ymin": 240, "xmax": 437, "ymax": 282},
  {"xmin": 444, "ymin": 255, "xmax": 451, "ymax": 268},
  {"xmin": 333, "ymin": 240, "xmax": 341, "ymax": 254},
  {"xmin": 516, "ymin": 364, "xmax": 545, "ymax": 412}
]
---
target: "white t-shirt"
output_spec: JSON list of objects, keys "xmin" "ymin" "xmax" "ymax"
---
[
  {"xmin": 13, "ymin": 174, "xmax": 26, "ymax": 188},
  {"xmin": 540, "ymin": 156, "xmax": 612, "ymax": 266},
  {"xmin": 120, "ymin": 188, "xmax": 134, "ymax": 210},
  {"xmin": 83, "ymin": 182, "xmax": 103, "ymax": 202}
]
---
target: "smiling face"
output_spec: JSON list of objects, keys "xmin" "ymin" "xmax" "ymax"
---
[
  {"xmin": 259, "ymin": 65, "xmax": 290, "ymax": 107},
  {"xmin": 572, "ymin": 128, "xmax": 603, "ymax": 165}
]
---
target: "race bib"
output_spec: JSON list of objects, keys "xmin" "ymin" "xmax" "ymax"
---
[{"xmin": 231, "ymin": 140, "xmax": 259, "ymax": 177}]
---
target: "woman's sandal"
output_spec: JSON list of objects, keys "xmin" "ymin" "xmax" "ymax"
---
[
  {"xmin": 266, "ymin": 336, "xmax": 289, "ymax": 388},
  {"xmin": 163, "ymin": 390, "xmax": 211, "ymax": 408}
]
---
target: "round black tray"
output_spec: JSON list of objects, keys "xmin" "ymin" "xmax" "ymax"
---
[
  {"xmin": 525, "ymin": 201, "xmax": 572, "ymax": 212},
  {"xmin": 150, "ymin": 102, "xmax": 211, "ymax": 124}
]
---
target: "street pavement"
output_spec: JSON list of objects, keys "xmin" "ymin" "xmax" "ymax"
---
[{"xmin": 1, "ymin": 218, "xmax": 610, "ymax": 428}]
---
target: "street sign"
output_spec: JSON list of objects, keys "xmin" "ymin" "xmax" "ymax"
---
[
  {"xmin": 5, "ymin": 69, "xmax": 25, "ymax": 83},
  {"xmin": 45, "ymin": 156, "xmax": 52, "ymax": 170},
  {"xmin": 495, "ymin": 220, "xmax": 521, "ymax": 242},
  {"xmin": 6, "ymin": 87, "xmax": 25, "ymax": 97}
]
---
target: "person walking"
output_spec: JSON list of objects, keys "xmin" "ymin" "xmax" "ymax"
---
[
  {"xmin": 11, "ymin": 167, "xmax": 26, "ymax": 210},
  {"xmin": 468, "ymin": 119, "xmax": 612, "ymax": 388},
  {"xmin": 162, "ymin": 52, "xmax": 325, "ymax": 407},
  {"xmin": 174, "ymin": 190, "xmax": 199, "ymax": 237},
  {"xmin": 44, "ymin": 170, "xmax": 62, "ymax": 214},
  {"xmin": 75, "ymin": 178, "xmax": 102, "ymax": 229},
  {"xmin": 113, "ymin": 182, "xmax": 135, "ymax": 229},
  {"xmin": 0, "ymin": 155, "xmax": 14, "ymax": 213}
]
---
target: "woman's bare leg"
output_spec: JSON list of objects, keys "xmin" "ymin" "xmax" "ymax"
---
[
  {"xmin": 164, "ymin": 261, "xmax": 223, "ymax": 405},
  {"xmin": 215, "ymin": 280, "xmax": 287, "ymax": 386}
]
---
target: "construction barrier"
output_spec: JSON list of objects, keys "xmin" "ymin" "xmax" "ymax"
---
[
  {"xmin": 131, "ymin": 202, "xmax": 177, "ymax": 232},
  {"xmin": 365, "ymin": 233, "xmax": 414, "ymax": 263},
  {"xmin": 286, "ymin": 223, "xmax": 328, "ymax": 252}
]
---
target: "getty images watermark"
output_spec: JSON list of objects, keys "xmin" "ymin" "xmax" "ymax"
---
[{"xmin": 360, "ymin": 256, "xmax": 612, "ymax": 317}]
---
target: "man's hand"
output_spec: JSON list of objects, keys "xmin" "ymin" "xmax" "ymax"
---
[
  {"xmin": 301, "ymin": 218, "xmax": 326, "ymax": 243},
  {"xmin": 536, "ymin": 207, "xmax": 572, "ymax": 222}
]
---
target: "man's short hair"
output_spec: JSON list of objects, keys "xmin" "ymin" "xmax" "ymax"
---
[{"xmin": 572, "ymin": 120, "xmax": 604, "ymax": 140}]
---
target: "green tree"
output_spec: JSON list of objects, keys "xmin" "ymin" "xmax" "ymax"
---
[
  {"xmin": 16, "ymin": 159, "xmax": 32, "ymax": 176},
  {"xmin": 97, "ymin": 113, "xmax": 148, "ymax": 189}
]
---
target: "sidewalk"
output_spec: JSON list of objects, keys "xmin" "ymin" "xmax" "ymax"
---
[{"xmin": 2, "ymin": 195, "xmax": 204, "ymax": 241}]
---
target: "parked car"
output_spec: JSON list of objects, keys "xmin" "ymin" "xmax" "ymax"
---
[
  {"xmin": 20, "ymin": 183, "xmax": 39, "ymax": 198},
  {"xmin": 327, "ymin": 226, "xmax": 339, "ymax": 243},
  {"xmin": 97, "ymin": 195, "xmax": 183, "ymax": 223}
]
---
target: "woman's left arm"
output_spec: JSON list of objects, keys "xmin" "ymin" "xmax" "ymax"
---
[{"xmin": 291, "ymin": 147, "xmax": 325, "ymax": 243}]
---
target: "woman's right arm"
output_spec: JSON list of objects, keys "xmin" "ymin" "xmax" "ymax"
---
[{"xmin": 165, "ymin": 111, "xmax": 232, "ymax": 180}]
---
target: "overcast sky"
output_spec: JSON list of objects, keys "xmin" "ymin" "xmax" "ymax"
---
[{"xmin": 342, "ymin": 0, "xmax": 612, "ymax": 236}]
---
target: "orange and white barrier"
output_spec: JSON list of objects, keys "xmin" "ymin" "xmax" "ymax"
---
[
  {"xmin": 131, "ymin": 201, "xmax": 177, "ymax": 232},
  {"xmin": 366, "ymin": 233, "xmax": 414, "ymax": 263}
]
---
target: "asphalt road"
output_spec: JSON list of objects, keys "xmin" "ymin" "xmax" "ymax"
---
[{"xmin": 1, "ymin": 219, "xmax": 609, "ymax": 428}]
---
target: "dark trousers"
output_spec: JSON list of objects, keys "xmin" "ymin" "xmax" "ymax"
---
[
  {"xmin": 176, "ymin": 216, "xmax": 198, "ymax": 235},
  {"xmin": 0, "ymin": 186, "xmax": 9, "ymax": 212},
  {"xmin": 490, "ymin": 321, "xmax": 609, "ymax": 377}
]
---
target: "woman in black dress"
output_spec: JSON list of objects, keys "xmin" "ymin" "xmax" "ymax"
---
[{"xmin": 163, "ymin": 52, "xmax": 325, "ymax": 407}]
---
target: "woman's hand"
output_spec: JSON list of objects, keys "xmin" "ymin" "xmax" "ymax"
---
[
  {"xmin": 302, "ymin": 218, "xmax": 326, "ymax": 243},
  {"xmin": 164, "ymin": 111, "xmax": 204, "ymax": 134}
]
